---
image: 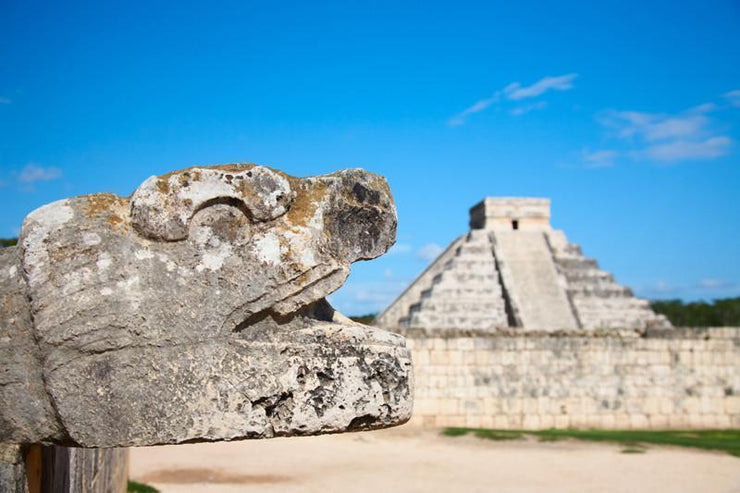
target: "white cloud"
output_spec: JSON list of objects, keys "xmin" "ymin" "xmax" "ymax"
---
[
  {"xmin": 448, "ymin": 92, "xmax": 500, "ymax": 126},
  {"xmin": 637, "ymin": 136, "xmax": 731, "ymax": 163},
  {"xmin": 415, "ymin": 243, "xmax": 444, "ymax": 263},
  {"xmin": 593, "ymin": 100, "xmax": 734, "ymax": 166},
  {"xmin": 639, "ymin": 280, "xmax": 682, "ymax": 297},
  {"xmin": 0, "ymin": 97, "xmax": 10, "ymax": 105},
  {"xmin": 448, "ymin": 72, "xmax": 577, "ymax": 125},
  {"xmin": 637, "ymin": 278, "xmax": 738, "ymax": 299},
  {"xmin": 653, "ymin": 280, "xmax": 678, "ymax": 293},
  {"xmin": 386, "ymin": 243, "xmax": 413, "ymax": 255},
  {"xmin": 503, "ymin": 73, "xmax": 578, "ymax": 101},
  {"xmin": 723, "ymin": 89, "xmax": 740, "ymax": 108},
  {"xmin": 697, "ymin": 278, "xmax": 735, "ymax": 289},
  {"xmin": 17, "ymin": 163, "xmax": 62, "ymax": 183},
  {"xmin": 690, "ymin": 102, "xmax": 718, "ymax": 113},
  {"xmin": 599, "ymin": 110, "xmax": 711, "ymax": 142},
  {"xmin": 328, "ymin": 279, "xmax": 409, "ymax": 316},
  {"xmin": 510, "ymin": 101, "xmax": 547, "ymax": 116},
  {"xmin": 582, "ymin": 149, "xmax": 619, "ymax": 168}
]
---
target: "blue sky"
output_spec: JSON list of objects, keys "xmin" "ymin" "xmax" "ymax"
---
[{"xmin": 1, "ymin": 0, "xmax": 739, "ymax": 314}]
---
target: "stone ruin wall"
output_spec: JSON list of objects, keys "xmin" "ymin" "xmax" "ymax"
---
[{"xmin": 403, "ymin": 328, "xmax": 740, "ymax": 430}]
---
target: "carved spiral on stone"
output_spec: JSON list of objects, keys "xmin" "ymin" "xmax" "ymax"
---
[{"xmin": 130, "ymin": 165, "xmax": 295, "ymax": 241}]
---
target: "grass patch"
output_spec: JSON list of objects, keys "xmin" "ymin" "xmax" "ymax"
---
[
  {"xmin": 442, "ymin": 427, "xmax": 470, "ymax": 437},
  {"xmin": 443, "ymin": 427, "xmax": 524, "ymax": 440},
  {"xmin": 473, "ymin": 429, "xmax": 523, "ymax": 441},
  {"xmin": 127, "ymin": 480, "xmax": 159, "ymax": 493},
  {"xmin": 621, "ymin": 446, "xmax": 647, "ymax": 454},
  {"xmin": 443, "ymin": 428, "xmax": 740, "ymax": 457}
]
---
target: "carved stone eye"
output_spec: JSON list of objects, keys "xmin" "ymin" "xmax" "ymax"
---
[
  {"xmin": 130, "ymin": 166, "xmax": 294, "ymax": 242},
  {"xmin": 188, "ymin": 203, "xmax": 252, "ymax": 252}
]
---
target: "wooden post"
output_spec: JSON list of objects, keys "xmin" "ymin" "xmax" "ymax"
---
[{"xmin": 0, "ymin": 444, "xmax": 128, "ymax": 493}]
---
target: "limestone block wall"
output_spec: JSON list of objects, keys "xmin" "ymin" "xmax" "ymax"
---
[{"xmin": 405, "ymin": 328, "xmax": 740, "ymax": 429}]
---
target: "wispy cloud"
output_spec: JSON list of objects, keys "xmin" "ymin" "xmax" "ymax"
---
[
  {"xmin": 637, "ymin": 280, "xmax": 685, "ymax": 299},
  {"xmin": 415, "ymin": 243, "xmax": 444, "ymax": 262},
  {"xmin": 723, "ymin": 89, "xmax": 740, "ymax": 108},
  {"xmin": 17, "ymin": 163, "xmax": 62, "ymax": 183},
  {"xmin": 636, "ymin": 137, "xmax": 731, "ymax": 163},
  {"xmin": 637, "ymin": 278, "xmax": 738, "ymax": 299},
  {"xmin": 448, "ymin": 93, "xmax": 501, "ymax": 126},
  {"xmin": 0, "ymin": 97, "xmax": 10, "ymax": 105},
  {"xmin": 503, "ymin": 73, "xmax": 578, "ymax": 101},
  {"xmin": 581, "ymin": 149, "xmax": 619, "ymax": 168},
  {"xmin": 651, "ymin": 280, "xmax": 681, "ymax": 294},
  {"xmin": 328, "ymin": 279, "xmax": 410, "ymax": 316},
  {"xmin": 510, "ymin": 101, "xmax": 547, "ymax": 116},
  {"xmin": 599, "ymin": 108, "xmax": 712, "ymax": 142},
  {"xmin": 697, "ymin": 278, "xmax": 735, "ymax": 289},
  {"xmin": 590, "ymin": 101, "xmax": 733, "ymax": 165},
  {"xmin": 386, "ymin": 243, "xmax": 413, "ymax": 255},
  {"xmin": 448, "ymin": 73, "xmax": 577, "ymax": 126}
]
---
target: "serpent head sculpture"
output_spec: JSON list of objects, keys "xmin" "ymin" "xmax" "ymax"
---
[{"xmin": 0, "ymin": 164, "xmax": 412, "ymax": 447}]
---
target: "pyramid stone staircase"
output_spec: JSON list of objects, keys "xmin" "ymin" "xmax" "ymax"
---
[
  {"xmin": 405, "ymin": 230, "xmax": 508, "ymax": 330},
  {"xmin": 547, "ymin": 230, "xmax": 671, "ymax": 330},
  {"xmin": 492, "ymin": 230, "xmax": 578, "ymax": 330},
  {"xmin": 376, "ymin": 197, "xmax": 671, "ymax": 332}
]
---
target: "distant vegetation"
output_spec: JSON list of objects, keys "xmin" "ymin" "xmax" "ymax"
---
[
  {"xmin": 0, "ymin": 238, "xmax": 17, "ymax": 247},
  {"xmin": 444, "ymin": 427, "xmax": 740, "ymax": 457},
  {"xmin": 651, "ymin": 297, "xmax": 740, "ymax": 327},
  {"xmin": 349, "ymin": 314, "xmax": 377, "ymax": 325},
  {"xmin": 348, "ymin": 299, "xmax": 740, "ymax": 328}
]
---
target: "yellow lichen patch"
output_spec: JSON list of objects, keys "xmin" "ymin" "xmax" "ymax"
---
[
  {"xmin": 79, "ymin": 194, "xmax": 131, "ymax": 234},
  {"xmin": 156, "ymin": 178, "xmax": 170, "ymax": 194},
  {"xmin": 236, "ymin": 178, "xmax": 256, "ymax": 202},
  {"xmin": 106, "ymin": 214, "xmax": 125, "ymax": 230},
  {"xmin": 80, "ymin": 194, "xmax": 126, "ymax": 218},
  {"xmin": 2, "ymin": 295, "xmax": 14, "ymax": 321},
  {"xmin": 48, "ymin": 243, "xmax": 77, "ymax": 263},
  {"xmin": 285, "ymin": 178, "xmax": 327, "ymax": 228}
]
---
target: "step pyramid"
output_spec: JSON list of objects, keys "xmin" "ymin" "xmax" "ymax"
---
[{"xmin": 377, "ymin": 198, "xmax": 670, "ymax": 331}]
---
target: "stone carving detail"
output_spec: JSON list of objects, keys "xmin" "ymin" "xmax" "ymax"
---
[{"xmin": 0, "ymin": 164, "xmax": 412, "ymax": 447}]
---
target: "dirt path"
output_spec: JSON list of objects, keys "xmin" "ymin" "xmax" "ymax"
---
[{"xmin": 129, "ymin": 428, "xmax": 740, "ymax": 492}]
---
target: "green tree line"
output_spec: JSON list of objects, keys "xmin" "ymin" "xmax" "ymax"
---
[
  {"xmin": 348, "ymin": 298, "xmax": 740, "ymax": 328},
  {"xmin": 650, "ymin": 297, "xmax": 740, "ymax": 327}
]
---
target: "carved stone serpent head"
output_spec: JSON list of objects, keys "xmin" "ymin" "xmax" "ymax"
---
[{"xmin": 0, "ymin": 164, "xmax": 412, "ymax": 447}]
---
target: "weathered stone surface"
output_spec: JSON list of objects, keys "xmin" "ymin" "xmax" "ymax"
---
[
  {"xmin": 0, "ymin": 444, "xmax": 27, "ymax": 493},
  {"xmin": 0, "ymin": 164, "xmax": 412, "ymax": 447}
]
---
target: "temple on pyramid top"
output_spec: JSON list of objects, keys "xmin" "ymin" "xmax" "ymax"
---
[
  {"xmin": 376, "ymin": 197, "xmax": 670, "ymax": 332},
  {"xmin": 469, "ymin": 197, "xmax": 552, "ymax": 232}
]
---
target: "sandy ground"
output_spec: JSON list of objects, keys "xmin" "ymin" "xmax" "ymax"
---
[{"xmin": 129, "ymin": 427, "xmax": 740, "ymax": 493}]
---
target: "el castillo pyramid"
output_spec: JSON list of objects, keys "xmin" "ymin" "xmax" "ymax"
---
[{"xmin": 376, "ymin": 198, "xmax": 670, "ymax": 331}]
